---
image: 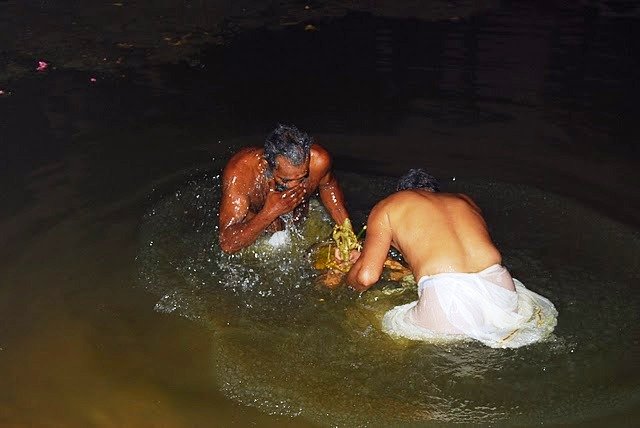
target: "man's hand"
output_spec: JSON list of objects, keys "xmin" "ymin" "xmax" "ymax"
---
[
  {"xmin": 263, "ymin": 183, "xmax": 306, "ymax": 219},
  {"xmin": 334, "ymin": 248, "xmax": 360, "ymax": 264}
]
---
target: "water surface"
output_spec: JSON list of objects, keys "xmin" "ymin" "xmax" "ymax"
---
[
  {"xmin": 1, "ymin": 1, "xmax": 639, "ymax": 426},
  {"xmin": 137, "ymin": 172, "xmax": 639, "ymax": 426}
]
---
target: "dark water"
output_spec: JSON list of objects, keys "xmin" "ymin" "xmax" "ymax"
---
[{"xmin": 1, "ymin": 2, "xmax": 639, "ymax": 427}]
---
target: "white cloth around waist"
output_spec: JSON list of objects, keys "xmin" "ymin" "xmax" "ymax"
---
[{"xmin": 382, "ymin": 264, "xmax": 558, "ymax": 348}]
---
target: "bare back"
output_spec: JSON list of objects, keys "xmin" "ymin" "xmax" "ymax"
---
[{"xmin": 383, "ymin": 190, "xmax": 501, "ymax": 278}]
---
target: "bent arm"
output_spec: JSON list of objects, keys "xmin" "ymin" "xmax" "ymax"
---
[
  {"xmin": 218, "ymin": 169, "xmax": 277, "ymax": 254},
  {"xmin": 318, "ymin": 170, "xmax": 349, "ymax": 226},
  {"xmin": 218, "ymin": 205, "xmax": 278, "ymax": 253},
  {"xmin": 346, "ymin": 204, "xmax": 392, "ymax": 291}
]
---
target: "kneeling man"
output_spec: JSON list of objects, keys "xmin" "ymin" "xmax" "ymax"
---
[
  {"xmin": 346, "ymin": 169, "xmax": 557, "ymax": 348},
  {"xmin": 219, "ymin": 124, "xmax": 350, "ymax": 253}
]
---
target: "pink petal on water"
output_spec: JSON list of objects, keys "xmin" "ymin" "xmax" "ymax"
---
[{"xmin": 36, "ymin": 60, "xmax": 49, "ymax": 72}]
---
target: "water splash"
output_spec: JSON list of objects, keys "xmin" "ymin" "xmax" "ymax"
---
[{"xmin": 137, "ymin": 172, "xmax": 640, "ymax": 426}]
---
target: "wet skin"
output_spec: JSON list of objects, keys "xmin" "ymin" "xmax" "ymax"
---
[
  {"xmin": 346, "ymin": 190, "xmax": 503, "ymax": 291},
  {"xmin": 218, "ymin": 144, "xmax": 349, "ymax": 253}
]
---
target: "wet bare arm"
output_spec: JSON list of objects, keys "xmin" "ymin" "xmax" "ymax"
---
[
  {"xmin": 218, "ymin": 173, "xmax": 271, "ymax": 253},
  {"xmin": 218, "ymin": 166, "xmax": 305, "ymax": 253},
  {"xmin": 218, "ymin": 204, "xmax": 276, "ymax": 254},
  {"xmin": 346, "ymin": 203, "xmax": 393, "ymax": 291},
  {"xmin": 318, "ymin": 169, "xmax": 349, "ymax": 226}
]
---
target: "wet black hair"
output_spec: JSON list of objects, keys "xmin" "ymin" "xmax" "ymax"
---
[
  {"xmin": 263, "ymin": 124, "xmax": 312, "ymax": 170},
  {"xmin": 396, "ymin": 168, "xmax": 441, "ymax": 192}
]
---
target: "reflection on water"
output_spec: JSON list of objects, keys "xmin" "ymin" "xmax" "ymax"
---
[{"xmin": 138, "ymin": 172, "xmax": 640, "ymax": 426}]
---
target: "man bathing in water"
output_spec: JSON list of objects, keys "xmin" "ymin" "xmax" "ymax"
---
[
  {"xmin": 345, "ymin": 169, "xmax": 557, "ymax": 348},
  {"xmin": 346, "ymin": 169, "xmax": 503, "ymax": 292},
  {"xmin": 218, "ymin": 124, "xmax": 350, "ymax": 253}
]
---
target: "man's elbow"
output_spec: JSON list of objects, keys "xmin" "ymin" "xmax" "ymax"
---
[
  {"xmin": 356, "ymin": 270, "xmax": 380, "ymax": 289},
  {"xmin": 219, "ymin": 242, "xmax": 237, "ymax": 254},
  {"xmin": 218, "ymin": 231, "xmax": 241, "ymax": 254}
]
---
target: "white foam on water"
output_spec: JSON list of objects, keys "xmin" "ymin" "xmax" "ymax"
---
[{"xmin": 267, "ymin": 230, "xmax": 291, "ymax": 247}]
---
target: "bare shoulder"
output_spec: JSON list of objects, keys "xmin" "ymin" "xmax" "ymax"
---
[
  {"xmin": 309, "ymin": 144, "xmax": 332, "ymax": 173},
  {"xmin": 223, "ymin": 147, "xmax": 261, "ymax": 174},
  {"xmin": 387, "ymin": 190, "xmax": 474, "ymax": 211},
  {"xmin": 222, "ymin": 147, "xmax": 262, "ymax": 188},
  {"xmin": 385, "ymin": 190, "xmax": 427, "ymax": 205},
  {"xmin": 310, "ymin": 143, "xmax": 331, "ymax": 159},
  {"xmin": 453, "ymin": 192, "xmax": 482, "ymax": 212},
  {"xmin": 369, "ymin": 194, "xmax": 398, "ymax": 219},
  {"xmin": 226, "ymin": 147, "xmax": 261, "ymax": 167}
]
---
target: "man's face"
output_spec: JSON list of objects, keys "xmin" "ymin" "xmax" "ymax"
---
[{"xmin": 273, "ymin": 155, "xmax": 309, "ymax": 192}]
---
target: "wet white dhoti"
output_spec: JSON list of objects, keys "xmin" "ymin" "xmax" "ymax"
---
[{"xmin": 382, "ymin": 264, "xmax": 557, "ymax": 348}]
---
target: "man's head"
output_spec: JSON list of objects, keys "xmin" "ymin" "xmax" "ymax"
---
[
  {"xmin": 396, "ymin": 168, "xmax": 440, "ymax": 192},
  {"xmin": 264, "ymin": 124, "xmax": 312, "ymax": 190}
]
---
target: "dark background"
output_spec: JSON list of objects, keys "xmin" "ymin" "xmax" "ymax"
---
[{"xmin": 2, "ymin": 0, "xmax": 639, "ymax": 226}]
